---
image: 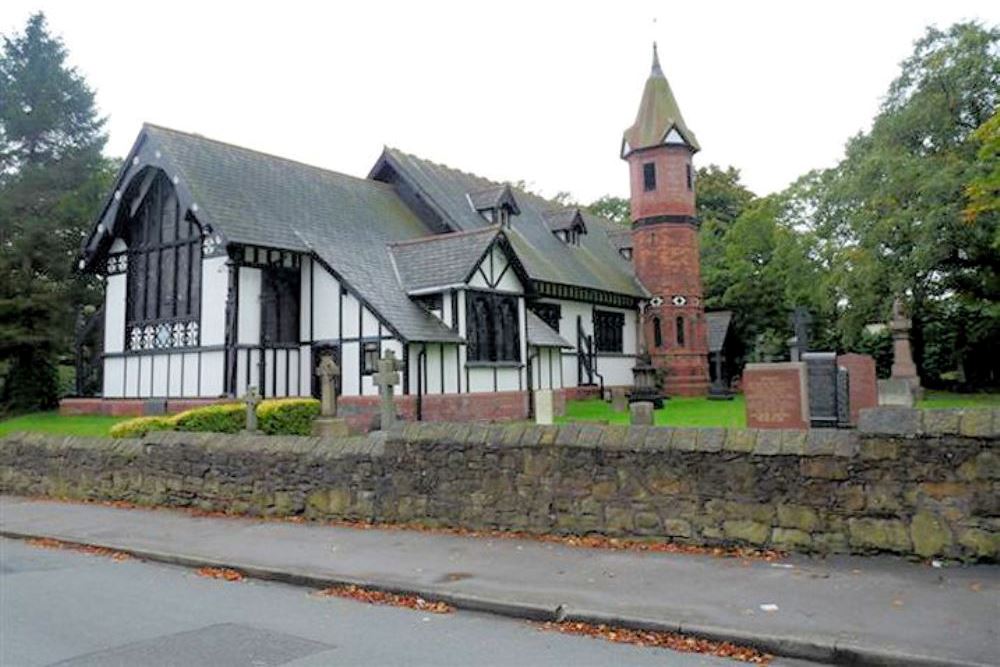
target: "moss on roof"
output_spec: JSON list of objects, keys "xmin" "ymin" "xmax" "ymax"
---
[{"xmin": 622, "ymin": 44, "xmax": 700, "ymax": 154}]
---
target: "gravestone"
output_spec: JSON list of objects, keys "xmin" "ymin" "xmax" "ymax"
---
[
  {"xmin": 889, "ymin": 298, "xmax": 922, "ymax": 398},
  {"xmin": 629, "ymin": 401, "xmax": 654, "ymax": 426},
  {"xmin": 312, "ymin": 353, "xmax": 349, "ymax": 437},
  {"xmin": 610, "ymin": 387, "xmax": 628, "ymax": 412},
  {"xmin": 878, "ymin": 378, "xmax": 914, "ymax": 407},
  {"xmin": 836, "ymin": 367, "xmax": 851, "ymax": 428},
  {"xmin": 534, "ymin": 389, "xmax": 554, "ymax": 425},
  {"xmin": 244, "ymin": 386, "xmax": 261, "ymax": 433},
  {"xmin": 373, "ymin": 350, "xmax": 402, "ymax": 430},
  {"xmin": 802, "ymin": 352, "xmax": 839, "ymax": 429},
  {"xmin": 837, "ymin": 353, "xmax": 877, "ymax": 425},
  {"xmin": 743, "ymin": 362, "xmax": 809, "ymax": 429},
  {"xmin": 788, "ymin": 307, "xmax": 812, "ymax": 362}
]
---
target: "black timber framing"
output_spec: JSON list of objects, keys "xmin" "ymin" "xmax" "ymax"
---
[{"xmin": 533, "ymin": 280, "xmax": 637, "ymax": 309}]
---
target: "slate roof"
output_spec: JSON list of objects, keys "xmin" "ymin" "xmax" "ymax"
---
[
  {"xmin": 389, "ymin": 227, "xmax": 500, "ymax": 293},
  {"xmin": 542, "ymin": 208, "xmax": 586, "ymax": 233},
  {"xmin": 376, "ymin": 148, "xmax": 647, "ymax": 298},
  {"xmin": 526, "ymin": 310, "xmax": 572, "ymax": 348},
  {"xmin": 622, "ymin": 45, "xmax": 700, "ymax": 155},
  {"xmin": 469, "ymin": 184, "xmax": 521, "ymax": 214},
  {"xmin": 706, "ymin": 310, "xmax": 733, "ymax": 353},
  {"xmin": 135, "ymin": 125, "xmax": 462, "ymax": 343}
]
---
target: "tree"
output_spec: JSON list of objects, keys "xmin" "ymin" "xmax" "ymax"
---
[
  {"xmin": 0, "ymin": 13, "xmax": 112, "ymax": 412},
  {"xmin": 586, "ymin": 195, "xmax": 629, "ymax": 225},
  {"xmin": 813, "ymin": 22, "xmax": 1000, "ymax": 386}
]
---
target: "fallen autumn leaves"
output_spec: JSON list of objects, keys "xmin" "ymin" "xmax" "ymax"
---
[
  {"xmin": 315, "ymin": 584, "xmax": 454, "ymax": 614},
  {"xmin": 194, "ymin": 566, "xmax": 245, "ymax": 582},
  {"xmin": 25, "ymin": 537, "xmax": 131, "ymax": 562},
  {"xmin": 539, "ymin": 621, "xmax": 772, "ymax": 665}
]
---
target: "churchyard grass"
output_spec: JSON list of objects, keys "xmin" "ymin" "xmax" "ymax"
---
[
  {"xmin": 918, "ymin": 390, "xmax": 1000, "ymax": 408},
  {"xmin": 0, "ymin": 411, "xmax": 125, "ymax": 437},
  {"xmin": 559, "ymin": 396, "xmax": 747, "ymax": 428}
]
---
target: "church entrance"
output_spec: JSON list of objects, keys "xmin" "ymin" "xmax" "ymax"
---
[{"xmin": 311, "ymin": 343, "xmax": 341, "ymax": 400}]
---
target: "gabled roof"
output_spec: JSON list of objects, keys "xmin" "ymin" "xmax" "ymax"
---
[
  {"xmin": 542, "ymin": 207, "xmax": 587, "ymax": 233},
  {"xmin": 389, "ymin": 226, "xmax": 500, "ymax": 293},
  {"xmin": 706, "ymin": 310, "xmax": 733, "ymax": 353},
  {"xmin": 526, "ymin": 310, "xmax": 572, "ymax": 348},
  {"xmin": 469, "ymin": 184, "xmax": 520, "ymax": 215},
  {"xmin": 375, "ymin": 148, "xmax": 647, "ymax": 299},
  {"xmin": 86, "ymin": 124, "xmax": 461, "ymax": 343},
  {"xmin": 622, "ymin": 44, "xmax": 700, "ymax": 156}
]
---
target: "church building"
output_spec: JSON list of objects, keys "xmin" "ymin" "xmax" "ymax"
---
[{"xmin": 70, "ymin": 47, "xmax": 712, "ymax": 423}]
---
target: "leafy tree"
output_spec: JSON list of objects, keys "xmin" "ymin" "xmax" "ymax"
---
[
  {"xmin": 0, "ymin": 13, "xmax": 112, "ymax": 412},
  {"xmin": 587, "ymin": 195, "xmax": 629, "ymax": 225}
]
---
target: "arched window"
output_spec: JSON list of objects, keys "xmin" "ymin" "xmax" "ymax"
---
[
  {"xmin": 653, "ymin": 316, "xmax": 663, "ymax": 348},
  {"xmin": 676, "ymin": 316, "xmax": 686, "ymax": 347},
  {"xmin": 466, "ymin": 292, "xmax": 520, "ymax": 362},
  {"xmin": 125, "ymin": 171, "xmax": 202, "ymax": 350}
]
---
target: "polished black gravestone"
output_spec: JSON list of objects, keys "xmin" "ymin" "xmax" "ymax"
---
[{"xmin": 802, "ymin": 352, "xmax": 850, "ymax": 429}]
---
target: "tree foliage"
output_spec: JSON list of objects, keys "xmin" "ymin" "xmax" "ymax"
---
[{"xmin": 0, "ymin": 13, "xmax": 113, "ymax": 412}]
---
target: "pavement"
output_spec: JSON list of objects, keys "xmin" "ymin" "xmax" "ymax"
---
[
  {"xmin": 1, "ymin": 496, "xmax": 997, "ymax": 666},
  {"xmin": 2, "ymin": 539, "xmax": 776, "ymax": 667}
]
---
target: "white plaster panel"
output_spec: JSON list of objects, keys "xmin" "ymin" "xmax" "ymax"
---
[
  {"xmin": 342, "ymin": 294, "xmax": 360, "ymax": 339},
  {"xmin": 595, "ymin": 356, "xmax": 635, "ymax": 387},
  {"xmin": 103, "ymin": 274, "xmax": 126, "ymax": 353},
  {"xmin": 442, "ymin": 343, "xmax": 459, "ymax": 394},
  {"xmin": 140, "ymin": 355, "xmax": 154, "ymax": 397},
  {"xmin": 466, "ymin": 367, "xmax": 493, "ymax": 393},
  {"xmin": 104, "ymin": 357, "xmax": 124, "ymax": 397},
  {"xmin": 152, "ymin": 355, "xmax": 169, "ymax": 397},
  {"xmin": 182, "ymin": 353, "xmax": 199, "ymax": 396},
  {"xmin": 361, "ymin": 306, "xmax": 380, "ymax": 338},
  {"xmin": 124, "ymin": 357, "xmax": 139, "ymax": 398},
  {"xmin": 312, "ymin": 268, "xmax": 340, "ymax": 340},
  {"xmin": 442, "ymin": 291, "xmax": 453, "ymax": 329},
  {"xmin": 200, "ymin": 256, "xmax": 229, "ymax": 346},
  {"xmin": 496, "ymin": 367, "xmax": 520, "ymax": 392},
  {"xmin": 110, "ymin": 238, "xmax": 127, "ymax": 253},
  {"xmin": 200, "ymin": 351, "xmax": 225, "ymax": 397},
  {"xmin": 561, "ymin": 352, "xmax": 580, "ymax": 388},
  {"xmin": 341, "ymin": 341, "xmax": 360, "ymax": 396},
  {"xmin": 299, "ymin": 345, "xmax": 312, "ymax": 397},
  {"xmin": 467, "ymin": 270, "xmax": 489, "ymax": 290},
  {"xmin": 300, "ymin": 258, "xmax": 312, "ymax": 341},
  {"xmin": 237, "ymin": 267, "xmax": 261, "ymax": 345},
  {"xmin": 167, "ymin": 354, "xmax": 183, "ymax": 397},
  {"xmin": 274, "ymin": 348, "xmax": 288, "ymax": 397},
  {"xmin": 422, "ymin": 344, "xmax": 440, "ymax": 394}
]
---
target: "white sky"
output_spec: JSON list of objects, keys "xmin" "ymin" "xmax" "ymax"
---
[{"xmin": 2, "ymin": 1, "xmax": 997, "ymax": 201}]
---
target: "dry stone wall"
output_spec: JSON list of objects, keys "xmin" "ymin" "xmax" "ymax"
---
[{"xmin": 1, "ymin": 408, "xmax": 997, "ymax": 561}]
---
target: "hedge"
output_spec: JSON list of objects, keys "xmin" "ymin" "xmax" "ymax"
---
[
  {"xmin": 110, "ymin": 398, "xmax": 322, "ymax": 438},
  {"xmin": 257, "ymin": 398, "xmax": 321, "ymax": 435}
]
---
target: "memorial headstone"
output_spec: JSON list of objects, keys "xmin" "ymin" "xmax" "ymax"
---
[
  {"xmin": 610, "ymin": 387, "xmax": 628, "ymax": 412},
  {"xmin": 534, "ymin": 389, "xmax": 554, "ymax": 425},
  {"xmin": 788, "ymin": 307, "xmax": 812, "ymax": 362},
  {"xmin": 373, "ymin": 350, "xmax": 402, "ymax": 430},
  {"xmin": 802, "ymin": 352, "xmax": 840, "ymax": 428},
  {"xmin": 629, "ymin": 401, "xmax": 654, "ymax": 426},
  {"xmin": 244, "ymin": 386, "xmax": 261, "ymax": 433},
  {"xmin": 837, "ymin": 353, "xmax": 877, "ymax": 425},
  {"xmin": 889, "ymin": 298, "xmax": 922, "ymax": 398},
  {"xmin": 836, "ymin": 367, "xmax": 851, "ymax": 428},
  {"xmin": 312, "ymin": 353, "xmax": 350, "ymax": 437},
  {"xmin": 743, "ymin": 362, "xmax": 810, "ymax": 429}
]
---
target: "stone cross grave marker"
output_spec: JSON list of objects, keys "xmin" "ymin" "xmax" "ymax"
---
[
  {"xmin": 373, "ymin": 349, "xmax": 402, "ymax": 429},
  {"xmin": 788, "ymin": 307, "xmax": 812, "ymax": 361},
  {"xmin": 245, "ymin": 385, "xmax": 261, "ymax": 433},
  {"xmin": 315, "ymin": 353, "xmax": 340, "ymax": 417}
]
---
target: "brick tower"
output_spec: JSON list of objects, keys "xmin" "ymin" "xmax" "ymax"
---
[{"xmin": 622, "ymin": 44, "xmax": 709, "ymax": 395}]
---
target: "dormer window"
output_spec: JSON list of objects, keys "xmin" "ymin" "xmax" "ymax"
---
[
  {"xmin": 469, "ymin": 184, "xmax": 520, "ymax": 227},
  {"xmin": 543, "ymin": 208, "xmax": 587, "ymax": 246}
]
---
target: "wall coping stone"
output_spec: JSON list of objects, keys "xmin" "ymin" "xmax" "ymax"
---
[{"xmin": 858, "ymin": 407, "xmax": 998, "ymax": 438}]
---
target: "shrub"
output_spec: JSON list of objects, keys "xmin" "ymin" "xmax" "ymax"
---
[
  {"xmin": 257, "ymin": 397, "xmax": 321, "ymax": 435},
  {"xmin": 173, "ymin": 403, "xmax": 245, "ymax": 433},
  {"xmin": 110, "ymin": 415, "xmax": 175, "ymax": 439}
]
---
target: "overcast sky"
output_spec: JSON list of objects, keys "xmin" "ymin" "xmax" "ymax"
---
[{"xmin": 2, "ymin": 1, "xmax": 997, "ymax": 202}]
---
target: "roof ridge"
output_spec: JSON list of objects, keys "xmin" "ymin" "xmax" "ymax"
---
[
  {"xmin": 143, "ymin": 123, "xmax": 393, "ymax": 189},
  {"xmin": 388, "ymin": 225, "xmax": 500, "ymax": 248}
]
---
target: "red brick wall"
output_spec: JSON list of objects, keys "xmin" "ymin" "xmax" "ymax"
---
[
  {"xmin": 59, "ymin": 397, "xmax": 228, "ymax": 417},
  {"xmin": 838, "ymin": 353, "xmax": 878, "ymax": 425},
  {"xmin": 628, "ymin": 145, "xmax": 695, "ymax": 220}
]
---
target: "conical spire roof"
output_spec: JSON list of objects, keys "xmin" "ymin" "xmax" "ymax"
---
[{"xmin": 622, "ymin": 43, "xmax": 699, "ymax": 156}]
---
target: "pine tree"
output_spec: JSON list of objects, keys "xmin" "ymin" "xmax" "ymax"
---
[{"xmin": 0, "ymin": 13, "xmax": 113, "ymax": 412}]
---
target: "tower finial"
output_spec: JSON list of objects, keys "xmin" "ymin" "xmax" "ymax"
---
[{"xmin": 651, "ymin": 42, "xmax": 663, "ymax": 77}]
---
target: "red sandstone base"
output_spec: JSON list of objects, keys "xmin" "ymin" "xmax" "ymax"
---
[{"xmin": 743, "ymin": 362, "xmax": 810, "ymax": 429}]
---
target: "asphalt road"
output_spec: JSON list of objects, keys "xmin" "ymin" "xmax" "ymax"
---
[{"xmin": 0, "ymin": 538, "xmax": 812, "ymax": 667}]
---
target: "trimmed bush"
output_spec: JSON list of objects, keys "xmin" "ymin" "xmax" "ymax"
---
[
  {"xmin": 258, "ymin": 397, "xmax": 321, "ymax": 435},
  {"xmin": 110, "ymin": 416, "xmax": 175, "ymax": 439},
  {"xmin": 173, "ymin": 403, "xmax": 245, "ymax": 434}
]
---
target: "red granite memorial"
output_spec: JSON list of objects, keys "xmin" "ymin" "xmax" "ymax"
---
[
  {"xmin": 743, "ymin": 362, "xmax": 810, "ymax": 429},
  {"xmin": 837, "ymin": 353, "xmax": 877, "ymax": 425}
]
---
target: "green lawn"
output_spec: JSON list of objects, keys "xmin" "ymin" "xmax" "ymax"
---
[
  {"xmin": 918, "ymin": 390, "xmax": 1000, "ymax": 409},
  {"xmin": 558, "ymin": 395, "xmax": 747, "ymax": 428},
  {"xmin": 0, "ymin": 411, "xmax": 125, "ymax": 437}
]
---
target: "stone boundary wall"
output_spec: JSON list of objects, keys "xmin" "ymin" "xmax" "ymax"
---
[{"xmin": 2, "ymin": 407, "xmax": 996, "ymax": 561}]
